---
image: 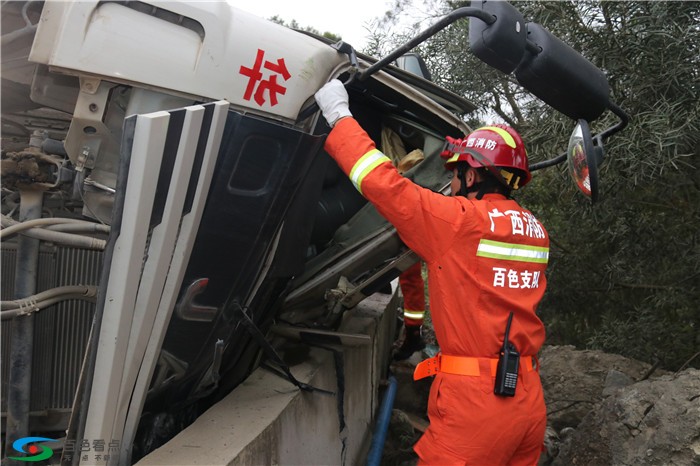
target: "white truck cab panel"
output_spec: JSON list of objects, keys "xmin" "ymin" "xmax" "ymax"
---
[{"xmin": 30, "ymin": 1, "xmax": 345, "ymax": 121}]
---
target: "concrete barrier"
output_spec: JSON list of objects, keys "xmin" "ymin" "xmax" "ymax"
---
[{"xmin": 137, "ymin": 290, "xmax": 399, "ymax": 466}]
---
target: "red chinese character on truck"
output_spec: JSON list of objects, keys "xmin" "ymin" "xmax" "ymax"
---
[{"xmin": 239, "ymin": 49, "xmax": 291, "ymax": 107}]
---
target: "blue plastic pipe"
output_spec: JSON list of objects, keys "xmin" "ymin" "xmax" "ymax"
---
[{"xmin": 366, "ymin": 375, "xmax": 398, "ymax": 466}]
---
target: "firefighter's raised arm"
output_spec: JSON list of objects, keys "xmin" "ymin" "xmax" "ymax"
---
[{"xmin": 313, "ymin": 79, "xmax": 462, "ymax": 262}]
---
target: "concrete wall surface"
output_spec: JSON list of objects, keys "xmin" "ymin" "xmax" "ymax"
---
[{"xmin": 136, "ymin": 290, "xmax": 398, "ymax": 466}]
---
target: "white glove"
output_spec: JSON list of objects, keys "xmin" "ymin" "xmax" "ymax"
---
[{"xmin": 314, "ymin": 79, "xmax": 352, "ymax": 127}]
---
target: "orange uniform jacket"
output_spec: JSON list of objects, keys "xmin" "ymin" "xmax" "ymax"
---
[
  {"xmin": 326, "ymin": 118, "xmax": 548, "ymax": 356},
  {"xmin": 325, "ymin": 118, "xmax": 550, "ymax": 465}
]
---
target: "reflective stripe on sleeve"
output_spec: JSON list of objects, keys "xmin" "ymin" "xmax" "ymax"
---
[
  {"xmin": 477, "ymin": 239, "xmax": 549, "ymax": 263},
  {"xmin": 403, "ymin": 309, "xmax": 425, "ymax": 320},
  {"xmin": 349, "ymin": 149, "xmax": 391, "ymax": 194}
]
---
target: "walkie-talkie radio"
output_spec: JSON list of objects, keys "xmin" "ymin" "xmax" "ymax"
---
[{"xmin": 494, "ymin": 311, "xmax": 519, "ymax": 397}]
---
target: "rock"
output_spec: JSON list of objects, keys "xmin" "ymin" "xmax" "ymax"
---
[
  {"xmin": 539, "ymin": 345, "xmax": 667, "ymax": 432},
  {"xmin": 602, "ymin": 369, "xmax": 635, "ymax": 396},
  {"xmin": 552, "ymin": 368, "xmax": 700, "ymax": 465},
  {"xmin": 540, "ymin": 426, "xmax": 560, "ymax": 465}
]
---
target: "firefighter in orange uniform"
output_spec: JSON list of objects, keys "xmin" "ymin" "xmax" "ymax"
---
[
  {"xmin": 395, "ymin": 261, "xmax": 427, "ymax": 360},
  {"xmin": 315, "ymin": 79, "xmax": 549, "ymax": 465}
]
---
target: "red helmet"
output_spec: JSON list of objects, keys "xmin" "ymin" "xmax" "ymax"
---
[{"xmin": 442, "ymin": 125, "xmax": 531, "ymax": 189}]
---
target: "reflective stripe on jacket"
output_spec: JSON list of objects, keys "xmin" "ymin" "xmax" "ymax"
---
[
  {"xmin": 400, "ymin": 261, "xmax": 425, "ymax": 326},
  {"xmin": 325, "ymin": 117, "xmax": 549, "ymax": 357}
]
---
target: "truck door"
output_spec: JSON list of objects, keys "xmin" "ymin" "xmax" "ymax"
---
[{"xmin": 80, "ymin": 101, "xmax": 327, "ymax": 463}]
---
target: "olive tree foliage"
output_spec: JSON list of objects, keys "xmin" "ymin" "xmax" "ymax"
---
[{"xmin": 364, "ymin": 1, "xmax": 700, "ymax": 370}]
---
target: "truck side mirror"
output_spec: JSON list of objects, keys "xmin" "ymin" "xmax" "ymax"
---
[
  {"xmin": 395, "ymin": 53, "xmax": 432, "ymax": 81},
  {"xmin": 568, "ymin": 119, "xmax": 604, "ymax": 202},
  {"xmin": 469, "ymin": 0, "xmax": 527, "ymax": 74},
  {"xmin": 515, "ymin": 23, "xmax": 610, "ymax": 121}
]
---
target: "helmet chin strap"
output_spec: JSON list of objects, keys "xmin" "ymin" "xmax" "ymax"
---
[
  {"xmin": 457, "ymin": 164, "xmax": 470, "ymax": 197},
  {"xmin": 457, "ymin": 166, "xmax": 489, "ymax": 199}
]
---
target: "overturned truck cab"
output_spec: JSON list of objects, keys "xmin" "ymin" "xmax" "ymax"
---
[{"xmin": 0, "ymin": 1, "xmax": 628, "ymax": 464}]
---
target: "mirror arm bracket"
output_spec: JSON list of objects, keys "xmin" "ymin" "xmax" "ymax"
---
[
  {"xmin": 530, "ymin": 98, "xmax": 630, "ymax": 173},
  {"xmin": 600, "ymin": 101, "xmax": 630, "ymax": 140},
  {"xmin": 358, "ymin": 7, "xmax": 495, "ymax": 81},
  {"xmin": 529, "ymin": 152, "xmax": 566, "ymax": 172}
]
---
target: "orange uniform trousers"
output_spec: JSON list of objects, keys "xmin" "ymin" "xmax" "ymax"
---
[{"xmin": 414, "ymin": 357, "xmax": 546, "ymax": 466}]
